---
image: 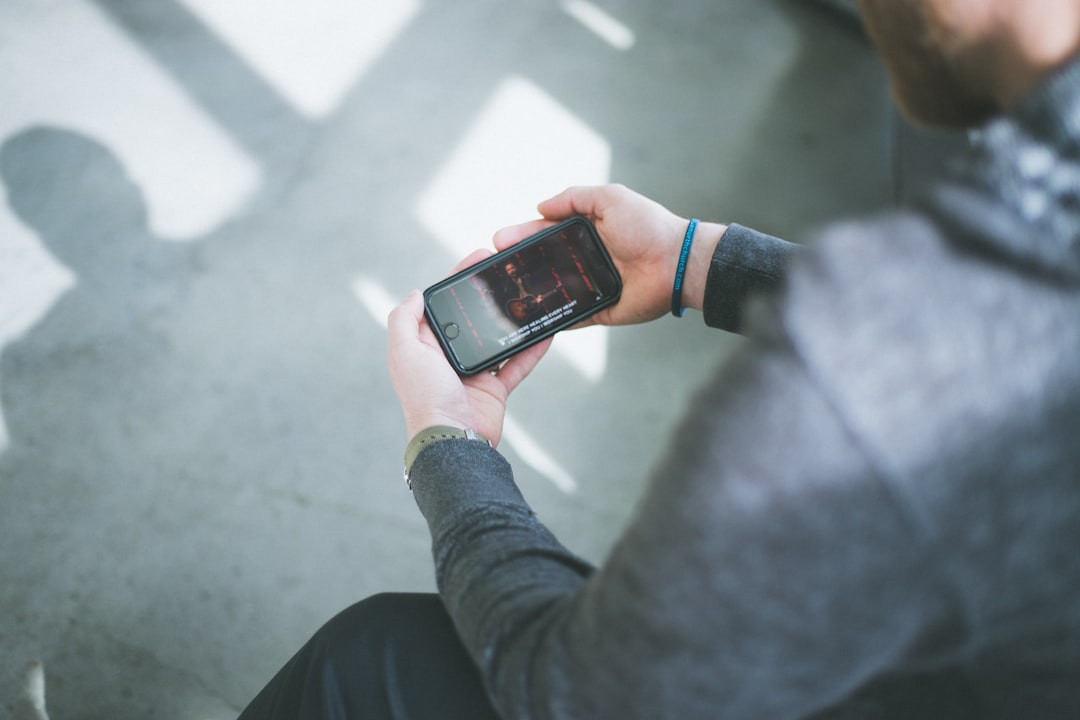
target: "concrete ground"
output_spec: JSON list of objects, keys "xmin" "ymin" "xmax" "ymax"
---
[{"xmin": 0, "ymin": 1, "xmax": 890, "ymax": 717}]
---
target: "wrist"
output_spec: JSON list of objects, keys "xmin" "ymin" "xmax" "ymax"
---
[
  {"xmin": 678, "ymin": 221, "xmax": 726, "ymax": 314},
  {"xmin": 403, "ymin": 411, "xmax": 469, "ymax": 443},
  {"xmin": 402, "ymin": 425, "xmax": 492, "ymax": 488}
]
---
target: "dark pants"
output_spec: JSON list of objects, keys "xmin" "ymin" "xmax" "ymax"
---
[{"xmin": 238, "ymin": 593, "xmax": 501, "ymax": 719}]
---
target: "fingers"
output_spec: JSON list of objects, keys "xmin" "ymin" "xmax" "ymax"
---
[
  {"xmin": 493, "ymin": 184, "xmax": 625, "ymax": 252},
  {"xmin": 450, "ymin": 248, "xmax": 492, "ymax": 274},
  {"xmin": 537, "ymin": 184, "xmax": 629, "ymax": 222},
  {"xmin": 388, "ymin": 290, "xmax": 445, "ymax": 355},
  {"xmin": 387, "ymin": 288, "xmax": 423, "ymax": 324},
  {"xmin": 387, "ymin": 289, "xmax": 424, "ymax": 351},
  {"xmin": 487, "ymin": 337, "xmax": 553, "ymax": 393},
  {"xmin": 492, "ymin": 218, "xmax": 553, "ymax": 251},
  {"xmin": 537, "ymin": 186, "xmax": 589, "ymax": 220}
]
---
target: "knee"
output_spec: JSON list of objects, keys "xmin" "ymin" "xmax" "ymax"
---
[
  {"xmin": 239, "ymin": 594, "xmax": 455, "ymax": 719},
  {"xmin": 324, "ymin": 592, "xmax": 406, "ymax": 634},
  {"xmin": 308, "ymin": 593, "xmax": 445, "ymax": 667}
]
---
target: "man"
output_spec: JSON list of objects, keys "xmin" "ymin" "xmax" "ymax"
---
[{"xmin": 240, "ymin": 1, "xmax": 1080, "ymax": 717}]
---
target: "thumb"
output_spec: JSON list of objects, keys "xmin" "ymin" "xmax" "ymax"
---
[{"xmin": 387, "ymin": 290, "xmax": 425, "ymax": 354}]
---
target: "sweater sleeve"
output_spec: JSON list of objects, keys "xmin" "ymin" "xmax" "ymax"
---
[
  {"xmin": 408, "ymin": 297, "xmax": 958, "ymax": 719},
  {"xmin": 703, "ymin": 223, "xmax": 800, "ymax": 333}
]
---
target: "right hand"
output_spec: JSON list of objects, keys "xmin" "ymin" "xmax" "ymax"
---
[
  {"xmin": 493, "ymin": 185, "xmax": 725, "ymax": 327},
  {"xmin": 387, "ymin": 250, "xmax": 552, "ymax": 448}
]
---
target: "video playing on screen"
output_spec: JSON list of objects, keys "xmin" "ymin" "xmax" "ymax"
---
[{"xmin": 425, "ymin": 220, "xmax": 618, "ymax": 371}]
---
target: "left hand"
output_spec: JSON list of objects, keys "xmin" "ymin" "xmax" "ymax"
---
[
  {"xmin": 387, "ymin": 250, "xmax": 552, "ymax": 446},
  {"xmin": 492, "ymin": 185, "xmax": 724, "ymax": 326}
]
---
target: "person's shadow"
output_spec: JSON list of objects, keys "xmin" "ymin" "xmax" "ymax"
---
[
  {"xmin": 0, "ymin": 124, "xmax": 416, "ymax": 716},
  {"xmin": 0, "ymin": 127, "xmax": 233, "ymax": 715},
  {"xmin": 0, "ymin": 127, "xmax": 201, "ymax": 477}
]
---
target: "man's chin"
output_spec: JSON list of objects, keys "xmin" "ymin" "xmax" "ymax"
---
[{"xmin": 892, "ymin": 85, "xmax": 1000, "ymax": 131}]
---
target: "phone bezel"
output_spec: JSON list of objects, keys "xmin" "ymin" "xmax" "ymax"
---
[{"xmin": 422, "ymin": 216, "xmax": 622, "ymax": 375}]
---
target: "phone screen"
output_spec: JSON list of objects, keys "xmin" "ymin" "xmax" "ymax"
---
[{"xmin": 424, "ymin": 217, "xmax": 621, "ymax": 374}]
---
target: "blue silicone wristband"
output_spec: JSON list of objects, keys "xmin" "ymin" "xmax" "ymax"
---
[{"xmin": 671, "ymin": 218, "xmax": 699, "ymax": 318}]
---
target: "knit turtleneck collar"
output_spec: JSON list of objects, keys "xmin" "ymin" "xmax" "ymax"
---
[{"xmin": 927, "ymin": 55, "xmax": 1080, "ymax": 280}]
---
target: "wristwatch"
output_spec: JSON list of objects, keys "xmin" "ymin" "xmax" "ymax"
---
[{"xmin": 402, "ymin": 426, "xmax": 491, "ymax": 489}]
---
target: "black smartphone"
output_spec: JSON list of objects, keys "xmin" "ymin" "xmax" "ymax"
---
[{"xmin": 423, "ymin": 216, "xmax": 622, "ymax": 375}]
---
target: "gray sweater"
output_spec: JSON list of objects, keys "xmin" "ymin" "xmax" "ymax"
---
[{"xmin": 409, "ymin": 59, "xmax": 1080, "ymax": 719}]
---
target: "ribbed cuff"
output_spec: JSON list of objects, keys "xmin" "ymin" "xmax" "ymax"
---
[{"xmin": 703, "ymin": 223, "xmax": 798, "ymax": 334}]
